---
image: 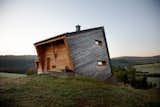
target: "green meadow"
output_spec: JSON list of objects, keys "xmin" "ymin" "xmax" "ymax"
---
[
  {"xmin": 134, "ymin": 63, "xmax": 160, "ymax": 74},
  {"xmin": 0, "ymin": 72, "xmax": 159, "ymax": 107}
]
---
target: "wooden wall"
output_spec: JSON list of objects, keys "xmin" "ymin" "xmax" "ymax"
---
[
  {"xmin": 36, "ymin": 39, "xmax": 72, "ymax": 72},
  {"xmin": 66, "ymin": 29, "xmax": 112, "ymax": 79},
  {"xmin": 35, "ymin": 59, "xmax": 42, "ymax": 73}
]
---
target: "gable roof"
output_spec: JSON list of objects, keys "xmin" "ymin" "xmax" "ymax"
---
[{"xmin": 34, "ymin": 26, "xmax": 104, "ymax": 46}]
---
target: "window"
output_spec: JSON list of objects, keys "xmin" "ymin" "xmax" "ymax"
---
[
  {"xmin": 52, "ymin": 65, "xmax": 56, "ymax": 68},
  {"xmin": 95, "ymin": 40, "xmax": 102, "ymax": 46},
  {"xmin": 97, "ymin": 60, "xmax": 106, "ymax": 66}
]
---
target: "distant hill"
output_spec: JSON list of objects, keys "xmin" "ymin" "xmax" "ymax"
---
[
  {"xmin": 111, "ymin": 55, "xmax": 160, "ymax": 67},
  {"xmin": 0, "ymin": 55, "xmax": 160, "ymax": 74},
  {"xmin": 0, "ymin": 55, "xmax": 36, "ymax": 74}
]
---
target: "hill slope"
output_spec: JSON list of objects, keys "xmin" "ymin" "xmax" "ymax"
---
[
  {"xmin": 0, "ymin": 73, "xmax": 159, "ymax": 107},
  {"xmin": 111, "ymin": 55, "xmax": 160, "ymax": 67},
  {"xmin": 0, "ymin": 55, "xmax": 36, "ymax": 73}
]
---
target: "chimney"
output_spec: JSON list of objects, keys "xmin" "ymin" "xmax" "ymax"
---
[{"xmin": 76, "ymin": 25, "xmax": 81, "ymax": 32}]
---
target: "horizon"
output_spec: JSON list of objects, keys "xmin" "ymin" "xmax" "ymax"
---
[
  {"xmin": 0, "ymin": 54, "xmax": 159, "ymax": 59},
  {"xmin": 0, "ymin": 0, "xmax": 160, "ymax": 57}
]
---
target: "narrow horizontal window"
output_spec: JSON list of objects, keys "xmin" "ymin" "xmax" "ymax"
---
[
  {"xmin": 97, "ymin": 60, "xmax": 106, "ymax": 66},
  {"xmin": 95, "ymin": 40, "xmax": 102, "ymax": 46}
]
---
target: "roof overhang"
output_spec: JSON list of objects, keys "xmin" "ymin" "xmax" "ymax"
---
[
  {"xmin": 34, "ymin": 35, "xmax": 66, "ymax": 47},
  {"xmin": 34, "ymin": 26, "xmax": 104, "ymax": 47}
]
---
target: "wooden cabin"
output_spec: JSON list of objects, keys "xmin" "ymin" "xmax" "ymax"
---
[{"xmin": 34, "ymin": 26, "xmax": 112, "ymax": 79}]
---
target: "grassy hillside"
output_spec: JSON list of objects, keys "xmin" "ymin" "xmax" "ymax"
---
[
  {"xmin": 0, "ymin": 73, "xmax": 159, "ymax": 107},
  {"xmin": 0, "ymin": 55, "xmax": 36, "ymax": 73},
  {"xmin": 134, "ymin": 63, "xmax": 160, "ymax": 88},
  {"xmin": 134, "ymin": 63, "xmax": 160, "ymax": 74},
  {"xmin": 111, "ymin": 55, "xmax": 160, "ymax": 67},
  {"xmin": 0, "ymin": 72, "xmax": 26, "ymax": 78}
]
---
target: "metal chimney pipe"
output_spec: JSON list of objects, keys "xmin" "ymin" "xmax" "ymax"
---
[{"xmin": 76, "ymin": 25, "xmax": 81, "ymax": 32}]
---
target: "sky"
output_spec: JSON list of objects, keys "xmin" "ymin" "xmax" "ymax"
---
[{"xmin": 0, "ymin": 0, "xmax": 160, "ymax": 58}]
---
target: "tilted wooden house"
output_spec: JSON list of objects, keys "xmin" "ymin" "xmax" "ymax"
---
[{"xmin": 34, "ymin": 25, "xmax": 112, "ymax": 79}]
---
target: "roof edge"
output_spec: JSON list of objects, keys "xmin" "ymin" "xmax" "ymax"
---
[
  {"xmin": 34, "ymin": 26, "xmax": 104, "ymax": 46},
  {"xmin": 34, "ymin": 35, "xmax": 66, "ymax": 46},
  {"xmin": 66, "ymin": 26, "xmax": 104, "ymax": 36}
]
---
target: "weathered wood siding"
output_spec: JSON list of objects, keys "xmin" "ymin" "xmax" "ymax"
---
[
  {"xmin": 67, "ymin": 29, "xmax": 112, "ymax": 79},
  {"xmin": 36, "ymin": 40, "xmax": 72, "ymax": 72},
  {"xmin": 35, "ymin": 59, "xmax": 43, "ymax": 73}
]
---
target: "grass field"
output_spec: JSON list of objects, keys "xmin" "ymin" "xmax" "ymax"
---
[
  {"xmin": 134, "ymin": 63, "xmax": 160, "ymax": 88},
  {"xmin": 0, "ymin": 72, "xmax": 159, "ymax": 107},
  {"xmin": 134, "ymin": 63, "xmax": 160, "ymax": 74},
  {"xmin": 0, "ymin": 72, "xmax": 26, "ymax": 78}
]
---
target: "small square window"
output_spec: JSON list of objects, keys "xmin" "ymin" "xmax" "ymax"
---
[
  {"xmin": 52, "ymin": 65, "xmax": 56, "ymax": 68},
  {"xmin": 97, "ymin": 60, "xmax": 106, "ymax": 66},
  {"xmin": 95, "ymin": 40, "xmax": 102, "ymax": 46}
]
